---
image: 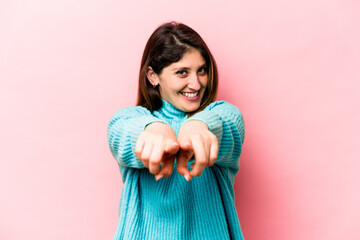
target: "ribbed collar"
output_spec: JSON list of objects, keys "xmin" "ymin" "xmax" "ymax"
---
[{"xmin": 156, "ymin": 99, "xmax": 187, "ymax": 119}]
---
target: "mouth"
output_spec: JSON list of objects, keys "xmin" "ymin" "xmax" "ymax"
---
[{"xmin": 180, "ymin": 91, "xmax": 200, "ymax": 101}]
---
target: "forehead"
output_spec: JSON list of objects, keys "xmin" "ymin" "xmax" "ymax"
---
[{"xmin": 169, "ymin": 48, "xmax": 206, "ymax": 70}]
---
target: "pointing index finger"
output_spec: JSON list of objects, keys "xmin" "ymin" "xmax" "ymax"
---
[{"xmin": 189, "ymin": 138, "xmax": 207, "ymax": 177}]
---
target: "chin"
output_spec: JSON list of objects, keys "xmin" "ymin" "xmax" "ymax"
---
[{"xmin": 184, "ymin": 104, "xmax": 201, "ymax": 113}]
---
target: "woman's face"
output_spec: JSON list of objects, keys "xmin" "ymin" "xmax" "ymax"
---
[{"xmin": 155, "ymin": 48, "xmax": 208, "ymax": 113}]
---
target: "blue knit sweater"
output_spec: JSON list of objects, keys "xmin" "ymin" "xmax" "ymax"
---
[{"xmin": 107, "ymin": 99, "xmax": 245, "ymax": 240}]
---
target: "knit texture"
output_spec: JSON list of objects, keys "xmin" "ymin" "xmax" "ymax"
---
[{"xmin": 107, "ymin": 99, "xmax": 245, "ymax": 240}]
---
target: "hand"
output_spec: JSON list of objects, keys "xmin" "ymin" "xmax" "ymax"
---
[
  {"xmin": 176, "ymin": 120, "xmax": 219, "ymax": 181},
  {"xmin": 135, "ymin": 122, "xmax": 179, "ymax": 180}
]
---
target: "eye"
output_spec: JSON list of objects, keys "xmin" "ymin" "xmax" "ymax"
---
[
  {"xmin": 198, "ymin": 67, "xmax": 207, "ymax": 76},
  {"xmin": 176, "ymin": 69, "xmax": 188, "ymax": 77}
]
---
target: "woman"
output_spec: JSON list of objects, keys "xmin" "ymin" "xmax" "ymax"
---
[{"xmin": 107, "ymin": 21, "xmax": 245, "ymax": 240}]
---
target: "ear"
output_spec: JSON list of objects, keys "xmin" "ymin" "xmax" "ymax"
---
[{"xmin": 146, "ymin": 66, "xmax": 159, "ymax": 87}]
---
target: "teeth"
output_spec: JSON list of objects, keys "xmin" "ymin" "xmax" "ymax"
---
[{"xmin": 182, "ymin": 92, "xmax": 198, "ymax": 98}]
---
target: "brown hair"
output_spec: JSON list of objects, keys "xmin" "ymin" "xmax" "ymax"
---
[{"xmin": 136, "ymin": 21, "xmax": 218, "ymax": 114}]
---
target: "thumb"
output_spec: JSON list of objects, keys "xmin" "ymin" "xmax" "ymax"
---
[{"xmin": 165, "ymin": 141, "xmax": 180, "ymax": 155}]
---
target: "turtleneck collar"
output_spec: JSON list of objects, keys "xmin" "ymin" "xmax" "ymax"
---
[{"xmin": 156, "ymin": 99, "xmax": 188, "ymax": 119}]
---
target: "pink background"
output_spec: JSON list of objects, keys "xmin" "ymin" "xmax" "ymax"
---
[{"xmin": 1, "ymin": 0, "xmax": 359, "ymax": 239}]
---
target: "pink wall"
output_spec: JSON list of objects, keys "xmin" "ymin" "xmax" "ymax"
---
[{"xmin": 1, "ymin": 0, "xmax": 359, "ymax": 239}]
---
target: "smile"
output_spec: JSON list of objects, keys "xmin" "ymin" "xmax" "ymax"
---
[{"xmin": 181, "ymin": 91, "xmax": 199, "ymax": 98}]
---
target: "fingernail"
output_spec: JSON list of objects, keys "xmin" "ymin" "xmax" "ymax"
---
[
  {"xmin": 184, "ymin": 173, "xmax": 191, "ymax": 182},
  {"xmin": 155, "ymin": 175, "xmax": 163, "ymax": 181}
]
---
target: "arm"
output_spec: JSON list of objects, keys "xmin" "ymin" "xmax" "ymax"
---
[
  {"xmin": 189, "ymin": 101, "xmax": 245, "ymax": 168},
  {"xmin": 107, "ymin": 106, "xmax": 179, "ymax": 179},
  {"xmin": 176, "ymin": 101, "xmax": 245, "ymax": 179},
  {"xmin": 107, "ymin": 106, "xmax": 167, "ymax": 168}
]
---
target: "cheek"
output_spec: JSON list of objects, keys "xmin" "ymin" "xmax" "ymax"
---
[
  {"xmin": 171, "ymin": 80, "xmax": 186, "ymax": 91},
  {"xmin": 163, "ymin": 81, "xmax": 182, "ymax": 94},
  {"xmin": 200, "ymin": 76, "xmax": 208, "ymax": 87}
]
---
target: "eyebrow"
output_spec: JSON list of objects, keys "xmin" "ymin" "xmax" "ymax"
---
[{"xmin": 172, "ymin": 63, "xmax": 207, "ymax": 71}]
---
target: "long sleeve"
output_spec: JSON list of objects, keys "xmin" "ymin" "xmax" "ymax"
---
[
  {"xmin": 107, "ymin": 106, "xmax": 166, "ymax": 168},
  {"xmin": 185, "ymin": 101, "xmax": 245, "ymax": 171},
  {"xmin": 110, "ymin": 100, "xmax": 246, "ymax": 240}
]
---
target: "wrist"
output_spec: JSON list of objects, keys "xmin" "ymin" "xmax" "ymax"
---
[
  {"xmin": 182, "ymin": 120, "xmax": 208, "ymax": 130},
  {"xmin": 145, "ymin": 121, "xmax": 169, "ymax": 131}
]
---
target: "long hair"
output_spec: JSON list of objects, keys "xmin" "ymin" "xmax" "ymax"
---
[{"xmin": 137, "ymin": 21, "xmax": 218, "ymax": 114}]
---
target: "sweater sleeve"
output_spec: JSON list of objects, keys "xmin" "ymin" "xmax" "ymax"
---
[
  {"xmin": 184, "ymin": 101, "xmax": 245, "ymax": 171},
  {"xmin": 107, "ymin": 106, "xmax": 167, "ymax": 168}
]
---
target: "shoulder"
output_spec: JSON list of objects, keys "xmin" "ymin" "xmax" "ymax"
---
[
  {"xmin": 204, "ymin": 101, "xmax": 243, "ymax": 116},
  {"xmin": 111, "ymin": 106, "xmax": 153, "ymax": 119}
]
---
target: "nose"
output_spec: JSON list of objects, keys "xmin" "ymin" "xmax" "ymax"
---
[{"xmin": 188, "ymin": 73, "xmax": 201, "ymax": 90}]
